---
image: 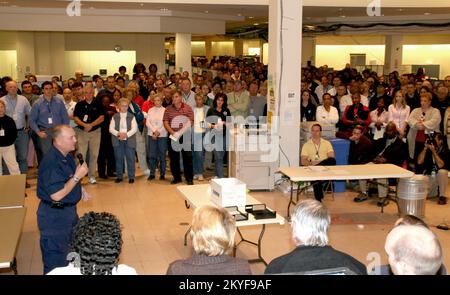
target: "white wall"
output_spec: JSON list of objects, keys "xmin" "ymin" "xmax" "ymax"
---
[
  {"xmin": 64, "ymin": 51, "xmax": 136, "ymax": 79},
  {"xmin": 211, "ymin": 41, "xmax": 234, "ymax": 56},
  {"xmin": 0, "ymin": 50, "xmax": 18, "ymax": 80},
  {"xmin": 403, "ymin": 44, "xmax": 450, "ymax": 79},
  {"xmin": 315, "ymin": 45, "xmax": 385, "ymax": 70}
]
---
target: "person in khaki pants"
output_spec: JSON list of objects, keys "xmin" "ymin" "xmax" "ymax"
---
[
  {"xmin": 0, "ymin": 100, "xmax": 20, "ymax": 175},
  {"xmin": 73, "ymin": 86, "xmax": 104, "ymax": 184}
]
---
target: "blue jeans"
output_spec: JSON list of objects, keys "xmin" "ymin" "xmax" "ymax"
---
[
  {"xmin": 15, "ymin": 129, "xmax": 29, "ymax": 173},
  {"xmin": 192, "ymin": 132, "xmax": 205, "ymax": 175},
  {"xmin": 33, "ymin": 130, "xmax": 53, "ymax": 165},
  {"xmin": 213, "ymin": 136, "xmax": 227, "ymax": 178},
  {"xmin": 113, "ymin": 141, "xmax": 136, "ymax": 180},
  {"xmin": 147, "ymin": 136, "xmax": 167, "ymax": 177}
]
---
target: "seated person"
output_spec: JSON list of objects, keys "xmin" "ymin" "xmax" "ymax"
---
[
  {"xmin": 337, "ymin": 92, "xmax": 370, "ymax": 139},
  {"xmin": 316, "ymin": 93, "xmax": 339, "ymax": 126},
  {"xmin": 384, "ymin": 224, "xmax": 443, "ymax": 275},
  {"xmin": 354, "ymin": 122, "xmax": 407, "ymax": 205},
  {"xmin": 301, "ymin": 123, "xmax": 336, "ymax": 202},
  {"xmin": 416, "ymin": 132, "xmax": 449, "ymax": 205},
  {"xmin": 265, "ymin": 199, "xmax": 367, "ymax": 275},
  {"xmin": 166, "ymin": 205, "xmax": 252, "ymax": 275},
  {"xmin": 348, "ymin": 125, "xmax": 373, "ymax": 165},
  {"xmin": 372, "ymin": 215, "xmax": 446, "ymax": 275},
  {"xmin": 47, "ymin": 212, "xmax": 137, "ymax": 275},
  {"xmin": 369, "ymin": 97, "xmax": 389, "ymax": 140}
]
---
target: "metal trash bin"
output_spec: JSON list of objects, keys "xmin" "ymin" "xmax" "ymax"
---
[{"xmin": 397, "ymin": 175, "xmax": 429, "ymax": 218}]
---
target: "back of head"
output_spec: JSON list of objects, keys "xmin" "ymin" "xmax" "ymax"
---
[
  {"xmin": 191, "ymin": 206, "xmax": 236, "ymax": 257},
  {"xmin": 291, "ymin": 199, "xmax": 330, "ymax": 247},
  {"xmin": 71, "ymin": 212, "xmax": 123, "ymax": 275},
  {"xmin": 385, "ymin": 225, "xmax": 442, "ymax": 275}
]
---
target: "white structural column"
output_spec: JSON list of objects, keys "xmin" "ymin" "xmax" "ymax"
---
[
  {"xmin": 385, "ymin": 35, "xmax": 403, "ymax": 74},
  {"xmin": 175, "ymin": 33, "xmax": 192, "ymax": 75},
  {"xmin": 268, "ymin": 0, "xmax": 302, "ymax": 167}
]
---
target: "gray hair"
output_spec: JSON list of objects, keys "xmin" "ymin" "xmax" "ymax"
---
[{"xmin": 291, "ymin": 199, "xmax": 330, "ymax": 247}]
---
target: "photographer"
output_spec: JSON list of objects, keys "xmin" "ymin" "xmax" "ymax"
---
[{"xmin": 417, "ymin": 132, "xmax": 449, "ymax": 205}]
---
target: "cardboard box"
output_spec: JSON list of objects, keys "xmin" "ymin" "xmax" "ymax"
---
[{"xmin": 210, "ymin": 178, "xmax": 247, "ymax": 208}]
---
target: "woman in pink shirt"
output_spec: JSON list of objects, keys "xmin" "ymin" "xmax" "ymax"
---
[{"xmin": 388, "ymin": 90, "xmax": 410, "ymax": 140}]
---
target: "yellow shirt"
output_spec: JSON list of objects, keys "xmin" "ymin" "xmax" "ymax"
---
[{"xmin": 301, "ymin": 138, "xmax": 334, "ymax": 162}]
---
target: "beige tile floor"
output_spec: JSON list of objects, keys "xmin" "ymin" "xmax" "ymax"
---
[{"xmin": 2, "ymin": 171, "xmax": 449, "ymax": 275}]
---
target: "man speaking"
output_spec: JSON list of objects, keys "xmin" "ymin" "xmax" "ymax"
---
[{"xmin": 36, "ymin": 125, "xmax": 89, "ymax": 274}]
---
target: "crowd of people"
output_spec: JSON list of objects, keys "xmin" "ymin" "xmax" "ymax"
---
[{"xmin": 0, "ymin": 57, "xmax": 448, "ymax": 276}]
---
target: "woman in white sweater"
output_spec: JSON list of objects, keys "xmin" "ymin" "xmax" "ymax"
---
[
  {"xmin": 146, "ymin": 94, "xmax": 168, "ymax": 180},
  {"xmin": 407, "ymin": 92, "xmax": 441, "ymax": 167},
  {"xmin": 316, "ymin": 93, "xmax": 339, "ymax": 125}
]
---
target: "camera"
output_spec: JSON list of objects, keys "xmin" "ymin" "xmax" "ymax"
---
[{"xmin": 426, "ymin": 131, "xmax": 436, "ymax": 146}]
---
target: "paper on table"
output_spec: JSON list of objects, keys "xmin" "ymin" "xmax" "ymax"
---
[{"xmin": 307, "ymin": 166, "xmax": 329, "ymax": 172}]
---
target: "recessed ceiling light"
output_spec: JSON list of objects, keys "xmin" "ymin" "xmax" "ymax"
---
[
  {"xmin": 338, "ymin": 8, "xmax": 343, "ymax": 12},
  {"xmin": 237, "ymin": 13, "xmax": 242, "ymax": 17},
  {"xmin": 160, "ymin": 8, "xmax": 169, "ymax": 12},
  {"xmin": 397, "ymin": 8, "xmax": 404, "ymax": 12},
  {"xmin": 306, "ymin": 16, "xmax": 311, "ymax": 20},
  {"xmin": 248, "ymin": 16, "xmax": 254, "ymax": 19},
  {"xmin": 253, "ymin": 23, "xmax": 259, "ymax": 26},
  {"xmin": 340, "ymin": 15, "xmax": 346, "ymax": 18},
  {"xmin": 424, "ymin": 12, "xmax": 431, "ymax": 15},
  {"xmin": 140, "ymin": 3, "xmax": 144, "ymax": 7},
  {"xmin": 204, "ymin": 10, "xmax": 208, "ymax": 13}
]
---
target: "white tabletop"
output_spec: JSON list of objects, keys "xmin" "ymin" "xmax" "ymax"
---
[
  {"xmin": 279, "ymin": 164, "xmax": 414, "ymax": 182},
  {"xmin": 177, "ymin": 184, "xmax": 285, "ymax": 227}
]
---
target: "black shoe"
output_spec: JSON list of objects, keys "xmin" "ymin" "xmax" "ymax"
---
[
  {"xmin": 159, "ymin": 175, "xmax": 165, "ymax": 180},
  {"xmin": 171, "ymin": 179, "xmax": 182, "ymax": 185},
  {"xmin": 438, "ymin": 196, "xmax": 448, "ymax": 205},
  {"xmin": 147, "ymin": 175, "xmax": 155, "ymax": 181},
  {"xmin": 187, "ymin": 180, "xmax": 194, "ymax": 185},
  {"xmin": 115, "ymin": 178, "xmax": 123, "ymax": 183},
  {"xmin": 25, "ymin": 182, "xmax": 31, "ymax": 188},
  {"xmin": 129, "ymin": 179, "xmax": 134, "ymax": 184}
]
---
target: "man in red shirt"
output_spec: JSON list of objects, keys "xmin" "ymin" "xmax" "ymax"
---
[{"xmin": 163, "ymin": 90, "xmax": 194, "ymax": 185}]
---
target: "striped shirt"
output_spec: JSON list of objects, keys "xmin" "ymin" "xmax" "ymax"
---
[{"xmin": 163, "ymin": 103, "xmax": 194, "ymax": 132}]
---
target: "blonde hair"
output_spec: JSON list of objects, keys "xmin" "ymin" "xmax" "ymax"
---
[
  {"xmin": 393, "ymin": 90, "xmax": 406, "ymax": 108},
  {"xmin": 117, "ymin": 98, "xmax": 130, "ymax": 107},
  {"xmin": 190, "ymin": 206, "xmax": 236, "ymax": 256},
  {"xmin": 123, "ymin": 88, "xmax": 137, "ymax": 99}
]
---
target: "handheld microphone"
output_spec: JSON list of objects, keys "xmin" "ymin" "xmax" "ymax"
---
[{"xmin": 76, "ymin": 153, "xmax": 84, "ymax": 165}]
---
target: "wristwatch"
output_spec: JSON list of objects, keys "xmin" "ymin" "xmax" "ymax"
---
[{"xmin": 73, "ymin": 176, "xmax": 80, "ymax": 183}]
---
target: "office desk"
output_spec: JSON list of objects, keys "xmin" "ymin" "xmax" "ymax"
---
[
  {"xmin": 177, "ymin": 184, "xmax": 285, "ymax": 265},
  {"xmin": 279, "ymin": 164, "xmax": 414, "ymax": 218},
  {"xmin": 0, "ymin": 207, "xmax": 26, "ymax": 274}
]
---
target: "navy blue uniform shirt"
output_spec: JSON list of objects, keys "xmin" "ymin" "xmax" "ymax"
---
[{"xmin": 37, "ymin": 146, "xmax": 81, "ymax": 204}]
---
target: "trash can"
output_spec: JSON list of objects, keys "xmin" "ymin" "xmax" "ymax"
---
[{"xmin": 397, "ymin": 175, "xmax": 429, "ymax": 218}]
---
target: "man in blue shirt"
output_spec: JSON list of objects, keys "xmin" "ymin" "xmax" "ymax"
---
[
  {"xmin": 37, "ymin": 125, "xmax": 88, "ymax": 274},
  {"xmin": 30, "ymin": 81, "xmax": 70, "ymax": 164}
]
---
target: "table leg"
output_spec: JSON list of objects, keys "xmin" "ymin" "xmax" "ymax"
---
[
  {"xmin": 183, "ymin": 226, "xmax": 191, "ymax": 246},
  {"xmin": 12, "ymin": 257, "xmax": 18, "ymax": 275},
  {"xmin": 235, "ymin": 226, "xmax": 267, "ymax": 266},
  {"xmin": 287, "ymin": 180, "xmax": 294, "ymax": 220}
]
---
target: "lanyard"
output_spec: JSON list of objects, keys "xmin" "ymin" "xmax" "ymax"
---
[{"xmin": 313, "ymin": 140, "xmax": 321, "ymax": 159}]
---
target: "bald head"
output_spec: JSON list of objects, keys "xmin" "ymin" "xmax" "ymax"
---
[
  {"xmin": 5, "ymin": 80, "xmax": 18, "ymax": 96},
  {"xmin": 385, "ymin": 225, "xmax": 442, "ymax": 275}
]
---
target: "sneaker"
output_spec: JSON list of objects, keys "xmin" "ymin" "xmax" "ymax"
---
[
  {"xmin": 89, "ymin": 177, "xmax": 97, "ymax": 184},
  {"xmin": 438, "ymin": 196, "xmax": 448, "ymax": 205},
  {"xmin": 198, "ymin": 175, "xmax": 204, "ymax": 181},
  {"xmin": 193, "ymin": 175, "xmax": 199, "ymax": 180},
  {"xmin": 353, "ymin": 193, "xmax": 368, "ymax": 202},
  {"xmin": 144, "ymin": 169, "xmax": 151, "ymax": 176}
]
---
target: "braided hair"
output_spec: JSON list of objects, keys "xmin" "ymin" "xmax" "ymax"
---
[{"xmin": 71, "ymin": 212, "xmax": 122, "ymax": 275}]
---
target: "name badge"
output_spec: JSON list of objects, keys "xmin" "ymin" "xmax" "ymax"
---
[
  {"xmin": 83, "ymin": 115, "xmax": 89, "ymax": 122},
  {"xmin": 48, "ymin": 117, "xmax": 53, "ymax": 124},
  {"xmin": 0, "ymin": 129, "xmax": 5, "ymax": 137}
]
